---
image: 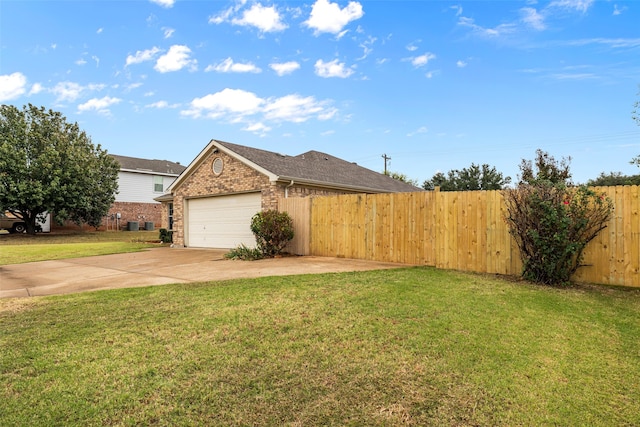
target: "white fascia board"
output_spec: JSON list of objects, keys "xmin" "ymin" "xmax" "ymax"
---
[{"xmin": 119, "ymin": 168, "xmax": 180, "ymax": 177}]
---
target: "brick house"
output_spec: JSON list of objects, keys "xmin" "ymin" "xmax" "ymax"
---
[
  {"xmin": 107, "ymin": 155, "xmax": 186, "ymax": 230},
  {"xmin": 52, "ymin": 154, "xmax": 186, "ymax": 231},
  {"xmin": 158, "ymin": 139, "xmax": 421, "ymax": 248}
]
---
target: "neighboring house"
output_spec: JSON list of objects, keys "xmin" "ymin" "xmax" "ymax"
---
[
  {"xmin": 158, "ymin": 139, "xmax": 421, "ymax": 248},
  {"xmin": 107, "ymin": 155, "xmax": 186, "ymax": 230}
]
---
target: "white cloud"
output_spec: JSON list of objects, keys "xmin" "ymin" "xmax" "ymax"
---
[
  {"xmin": 232, "ymin": 3, "xmax": 287, "ymax": 32},
  {"xmin": 450, "ymin": 5, "xmax": 463, "ymax": 16},
  {"xmin": 613, "ymin": 4, "xmax": 627, "ymax": 16},
  {"xmin": 163, "ymin": 27, "xmax": 175, "ymax": 38},
  {"xmin": 562, "ymin": 38, "xmax": 640, "ymax": 49},
  {"xmin": 50, "ymin": 81, "xmax": 106, "ymax": 102},
  {"xmin": 550, "ymin": 73, "xmax": 597, "ymax": 80},
  {"xmin": 154, "ymin": 45, "xmax": 197, "ymax": 73},
  {"xmin": 209, "ymin": 2, "xmax": 244, "ymax": 25},
  {"xmin": 97, "ymin": 28, "xmax": 103, "ymax": 34},
  {"xmin": 125, "ymin": 47, "xmax": 161, "ymax": 66},
  {"xmin": 270, "ymin": 61, "xmax": 300, "ymax": 76},
  {"xmin": 410, "ymin": 53, "xmax": 436, "ymax": 67},
  {"xmin": 244, "ymin": 122, "xmax": 271, "ymax": 135},
  {"xmin": 124, "ymin": 82, "xmax": 143, "ymax": 92},
  {"xmin": 549, "ymin": 0, "xmax": 594, "ymax": 13},
  {"xmin": 358, "ymin": 36, "xmax": 376, "ymax": 60},
  {"xmin": 50, "ymin": 81, "xmax": 84, "ymax": 102},
  {"xmin": 0, "ymin": 72, "xmax": 27, "ymax": 101},
  {"xmin": 183, "ymin": 88, "xmax": 264, "ymax": 119},
  {"xmin": 263, "ymin": 94, "xmax": 327, "ymax": 123},
  {"xmin": 406, "ymin": 41, "xmax": 420, "ymax": 52},
  {"xmin": 29, "ymin": 83, "xmax": 44, "ymax": 95},
  {"xmin": 181, "ymin": 88, "xmax": 337, "ymax": 131},
  {"xmin": 77, "ymin": 96, "xmax": 121, "ymax": 114},
  {"xmin": 150, "ymin": 0, "xmax": 175, "ymax": 8},
  {"xmin": 206, "ymin": 57, "xmax": 262, "ymax": 73},
  {"xmin": 146, "ymin": 100, "xmax": 178, "ymax": 109},
  {"xmin": 304, "ymin": 0, "xmax": 364, "ymax": 35},
  {"xmin": 521, "ymin": 7, "xmax": 546, "ymax": 30},
  {"xmin": 457, "ymin": 16, "xmax": 516, "ymax": 38},
  {"xmin": 456, "ymin": 60, "xmax": 467, "ymax": 68},
  {"xmin": 407, "ymin": 126, "xmax": 428, "ymax": 137},
  {"xmin": 314, "ymin": 59, "xmax": 354, "ymax": 78}
]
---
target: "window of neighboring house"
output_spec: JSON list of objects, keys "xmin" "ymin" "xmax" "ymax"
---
[
  {"xmin": 168, "ymin": 203, "xmax": 174, "ymax": 230},
  {"xmin": 153, "ymin": 176, "xmax": 164, "ymax": 193}
]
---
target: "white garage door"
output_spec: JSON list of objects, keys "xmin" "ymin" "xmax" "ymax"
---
[{"xmin": 186, "ymin": 193, "xmax": 261, "ymax": 248}]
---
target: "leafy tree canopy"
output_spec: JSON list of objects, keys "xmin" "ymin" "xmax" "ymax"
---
[
  {"xmin": 422, "ymin": 163, "xmax": 511, "ymax": 191},
  {"xmin": 519, "ymin": 149, "xmax": 571, "ymax": 186},
  {"xmin": 587, "ymin": 171, "xmax": 640, "ymax": 187},
  {"xmin": 383, "ymin": 170, "xmax": 419, "ymax": 187},
  {"xmin": 0, "ymin": 104, "xmax": 119, "ymax": 234}
]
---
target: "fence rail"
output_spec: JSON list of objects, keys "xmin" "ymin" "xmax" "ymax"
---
[{"xmin": 278, "ymin": 186, "xmax": 640, "ymax": 288}]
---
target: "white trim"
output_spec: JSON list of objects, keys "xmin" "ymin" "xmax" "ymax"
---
[{"xmin": 119, "ymin": 168, "xmax": 180, "ymax": 177}]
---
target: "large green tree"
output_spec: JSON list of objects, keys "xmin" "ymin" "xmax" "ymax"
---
[
  {"xmin": 422, "ymin": 163, "xmax": 511, "ymax": 191},
  {"xmin": 0, "ymin": 104, "xmax": 119, "ymax": 234}
]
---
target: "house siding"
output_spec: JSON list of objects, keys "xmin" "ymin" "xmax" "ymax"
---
[{"xmin": 116, "ymin": 171, "xmax": 176, "ymax": 204}]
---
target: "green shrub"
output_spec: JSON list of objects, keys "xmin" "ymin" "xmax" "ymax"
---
[
  {"xmin": 504, "ymin": 183, "xmax": 613, "ymax": 286},
  {"xmin": 250, "ymin": 210, "xmax": 294, "ymax": 257},
  {"xmin": 158, "ymin": 228, "xmax": 173, "ymax": 244},
  {"xmin": 224, "ymin": 244, "xmax": 263, "ymax": 261}
]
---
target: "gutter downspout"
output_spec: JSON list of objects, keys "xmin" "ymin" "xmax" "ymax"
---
[{"xmin": 285, "ymin": 180, "xmax": 294, "ymax": 198}]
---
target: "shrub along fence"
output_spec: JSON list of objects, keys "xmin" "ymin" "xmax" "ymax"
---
[{"xmin": 278, "ymin": 185, "xmax": 639, "ymax": 288}]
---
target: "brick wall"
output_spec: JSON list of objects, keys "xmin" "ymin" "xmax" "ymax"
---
[
  {"xmin": 52, "ymin": 201, "xmax": 164, "ymax": 231},
  {"xmin": 171, "ymin": 151, "xmax": 271, "ymax": 246},
  {"xmin": 167, "ymin": 149, "xmax": 367, "ymax": 246}
]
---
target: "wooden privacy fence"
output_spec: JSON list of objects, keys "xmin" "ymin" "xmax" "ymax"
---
[{"xmin": 278, "ymin": 186, "xmax": 640, "ymax": 288}]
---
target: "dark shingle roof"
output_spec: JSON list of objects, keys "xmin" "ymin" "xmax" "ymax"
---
[
  {"xmin": 216, "ymin": 140, "xmax": 421, "ymax": 193},
  {"xmin": 110, "ymin": 154, "xmax": 186, "ymax": 176}
]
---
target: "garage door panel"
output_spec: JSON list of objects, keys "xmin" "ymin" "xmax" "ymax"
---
[{"xmin": 187, "ymin": 193, "xmax": 261, "ymax": 248}]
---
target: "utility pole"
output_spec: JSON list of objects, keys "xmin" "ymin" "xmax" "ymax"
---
[{"xmin": 382, "ymin": 153, "xmax": 391, "ymax": 175}]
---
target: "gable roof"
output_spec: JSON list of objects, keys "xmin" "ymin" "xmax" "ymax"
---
[
  {"xmin": 169, "ymin": 139, "xmax": 421, "ymax": 194},
  {"xmin": 110, "ymin": 154, "xmax": 186, "ymax": 176}
]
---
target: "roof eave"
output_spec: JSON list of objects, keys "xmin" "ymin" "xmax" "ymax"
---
[
  {"xmin": 119, "ymin": 168, "xmax": 180, "ymax": 177},
  {"xmin": 153, "ymin": 193, "xmax": 174, "ymax": 202},
  {"xmin": 274, "ymin": 176, "xmax": 417, "ymax": 194}
]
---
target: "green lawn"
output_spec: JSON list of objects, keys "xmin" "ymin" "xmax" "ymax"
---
[
  {"xmin": 0, "ymin": 231, "xmax": 159, "ymax": 265},
  {"xmin": 2, "ymin": 268, "xmax": 639, "ymax": 426}
]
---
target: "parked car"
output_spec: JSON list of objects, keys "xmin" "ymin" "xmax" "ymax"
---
[{"xmin": 0, "ymin": 213, "xmax": 26, "ymax": 233}]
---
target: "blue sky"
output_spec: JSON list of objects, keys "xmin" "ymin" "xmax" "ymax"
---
[{"xmin": 1, "ymin": 0, "xmax": 639, "ymax": 184}]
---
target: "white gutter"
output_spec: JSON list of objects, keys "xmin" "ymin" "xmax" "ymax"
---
[
  {"xmin": 285, "ymin": 180, "xmax": 295, "ymax": 198},
  {"xmin": 275, "ymin": 176, "xmax": 415, "ymax": 194}
]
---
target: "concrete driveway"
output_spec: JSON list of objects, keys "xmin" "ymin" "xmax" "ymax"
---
[{"xmin": 0, "ymin": 247, "xmax": 404, "ymax": 298}]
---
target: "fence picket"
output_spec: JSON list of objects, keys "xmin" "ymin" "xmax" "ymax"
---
[{"xmin": 279, "ymin": 185, "xmax": 640, "ymax": 288}]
